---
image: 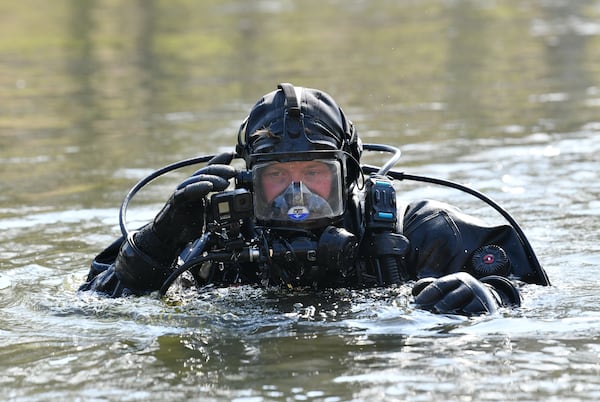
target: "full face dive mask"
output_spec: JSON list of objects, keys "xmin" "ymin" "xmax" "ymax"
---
[{"xmin": 252, "ymin": 159, "xmax": 344, "ymax": 225}]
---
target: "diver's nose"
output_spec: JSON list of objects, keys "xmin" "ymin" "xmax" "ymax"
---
[{"xmin": 290, "ymin": 170, "xmax": 303, "ymax": 182}]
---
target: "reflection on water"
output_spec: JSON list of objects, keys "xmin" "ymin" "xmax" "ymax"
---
[{"xmin": 2, "ymin": 0, "xmax": 600, "ymax": 401}]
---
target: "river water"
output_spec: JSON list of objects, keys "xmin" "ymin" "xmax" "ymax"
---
[{"xmin": 1, "ymin": 1, "xmax": 600, "ymax": 401}]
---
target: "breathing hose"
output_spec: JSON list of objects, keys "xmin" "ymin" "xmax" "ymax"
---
[{"xmin": 119, "ymin": 154, "xmax": 216, "ymax": 238}]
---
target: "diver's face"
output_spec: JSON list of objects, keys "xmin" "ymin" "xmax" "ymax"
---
[{"xmin": 260, "ymin": 161, "xmax": 333, "ymax": 203}]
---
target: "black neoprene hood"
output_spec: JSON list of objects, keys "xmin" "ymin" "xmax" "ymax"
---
[{"xmin": 237, "ymin": 83, "xmax": 362, "ymax": 172}]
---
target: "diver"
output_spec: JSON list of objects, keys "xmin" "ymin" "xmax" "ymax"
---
[{"xmin": 79, "ymin": 83, "xmax": 550, "ymax": 315}]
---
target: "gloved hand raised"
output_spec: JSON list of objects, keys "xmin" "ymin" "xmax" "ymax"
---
[
  {"xmin": 149, "ymin": 164, "xmax": 238, "ymax": 251},
  {"xmin": 103, "ymin": 162, "xmax": 237, "ymax": 297},
  {"xmin": 411, "ymin": 272, "xmax": 521, "ymax": 315},
  {"xmin": 98, "ymin": 163, "xmax": 237, "ymax": 296}
]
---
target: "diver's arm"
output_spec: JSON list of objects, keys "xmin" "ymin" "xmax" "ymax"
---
[
  {"xmin": 78, "ymin": 226, "xmax": 175, "ymax": 297},
  {"xmin": 79, "ymin": 164, "xmax": 237, "ymax": 297},
  {"xmin": 400, "ymin": 199, "xmax": 528, "ymax": 315}
]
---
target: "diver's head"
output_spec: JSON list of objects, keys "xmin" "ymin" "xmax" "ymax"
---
[{"xmin": 236, "ymin": 83, "xmax": 362, "ymax": 228}]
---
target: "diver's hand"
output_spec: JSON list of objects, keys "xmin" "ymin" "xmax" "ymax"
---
[
  {"xmin": 411, "ymin": 272, "xmax": 519, "ymax": 315},
  {"xmin": 150, "ymin": 164, "xmax": 238, "ymax": 249},
  {"xmin": 82, "ymin": 162, "xmax": 238, "ymax": 298},
  {"xmin": 127, "ymin": 164, "xmax": 237, "ymax": 291}
]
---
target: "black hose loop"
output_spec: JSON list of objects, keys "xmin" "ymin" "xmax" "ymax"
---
[{"xmin": 119, "ymin": 154, "xmax": 217, "ymax": 238}]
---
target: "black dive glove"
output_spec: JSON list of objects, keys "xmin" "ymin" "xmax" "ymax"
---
[
  {"xmin": 411, "ymin": 272, "xmax": 521, "ymax": 315},
  {"xmin": 113, "ymin": 164, "xmax": 238, "ymax": 294},
  {"xmin": 148, "ymin": 164, "xmax": 238, "ymax": 250}
]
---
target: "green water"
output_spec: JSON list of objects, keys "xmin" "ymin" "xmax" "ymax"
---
[{"xmin": 2, "ymin": 1, "xmax": 600, "ymax": 401}]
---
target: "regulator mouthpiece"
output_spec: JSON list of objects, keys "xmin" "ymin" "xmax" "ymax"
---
[{"xmin": 272, "ymin": 181, "xmax": 333, "ymax": 222}]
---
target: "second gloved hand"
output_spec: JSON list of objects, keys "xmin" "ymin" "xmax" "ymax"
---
[{"xmin": 411, "ymin": 272, "xmax": 520, "ymax": 315}]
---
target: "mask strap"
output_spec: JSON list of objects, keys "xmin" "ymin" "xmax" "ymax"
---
[
  {"xmin": 277, "ymin": 82, "xmax": 303, "ymax": 138},
  {"xmin": 277, "ymin": 82, "xmax": 299, "ymax": 109}
]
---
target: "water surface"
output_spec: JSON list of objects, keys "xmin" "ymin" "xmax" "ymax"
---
[{"xmin": 1, "ymin": 1, "xmax": 600, "ymax": 401}]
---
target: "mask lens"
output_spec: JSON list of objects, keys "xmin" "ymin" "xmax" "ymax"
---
[{"xmin": 252, "ymin": 159, "xmax": 343, "ymax": 223}]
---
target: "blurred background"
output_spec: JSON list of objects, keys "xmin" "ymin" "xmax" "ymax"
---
[{"xmin": 1, "ymin": 1, "xmax": 600, "ymax": 401}]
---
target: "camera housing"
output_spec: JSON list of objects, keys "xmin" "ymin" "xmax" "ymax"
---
[{"xmin": 210, "ymin": 188, "xmax": 253, "ymax": 224}]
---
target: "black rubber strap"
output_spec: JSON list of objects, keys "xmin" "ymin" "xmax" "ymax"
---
[
  {"xmin": 277, "ymin": 82, "xmax": 299, "ymax": 110},
  {"xmin": 277, "ymin": 82, "xmax": 302, "ymax": 137}
]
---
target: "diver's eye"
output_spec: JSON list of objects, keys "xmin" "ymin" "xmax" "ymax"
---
[{"xmin": 263, "ymin": 168, "xmax": 289, "ymax": 183}]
